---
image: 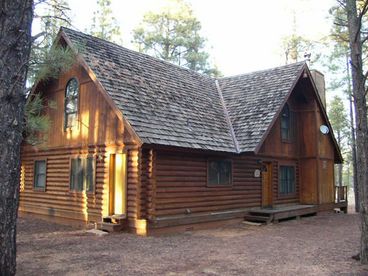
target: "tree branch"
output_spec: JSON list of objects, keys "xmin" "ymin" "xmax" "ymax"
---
[
  {"xmin": 355, "ymin": 0, "xmax": 368, "ymax": 42},
  {"xmin": 31, "ymin": 32, "xmax": 46, "ymax": 43}
]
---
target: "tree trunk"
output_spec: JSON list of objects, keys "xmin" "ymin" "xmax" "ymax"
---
[
  {"xmin": 337, "ymin": 132, "xmax": 343, "ymax": 187},
  {"xmin": 346, "ymin": 0, "xmax": 368, "ymax": 264},
  {"xmin": 346, "ymin": 52, "xmax": 359, "ymax": 212},
  {"xmin": 0, "ymin": 0, "xmax": 34, "ymax": 274}
]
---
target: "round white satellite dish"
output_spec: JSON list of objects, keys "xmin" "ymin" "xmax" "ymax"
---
[{"xmin": 320, "ymin": 125, "xmax": 329, "ymax": 135}]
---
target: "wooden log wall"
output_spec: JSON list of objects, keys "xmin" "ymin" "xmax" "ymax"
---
[
  {"xmin": 20, "ymin": 62, "xmax": 139, "ymax": 223},
  {"xmin": 153, "ymin": 150, "xmax": 262, "ymax": 217},
  {"xmin": 20, "ymin": 145, "xmax": 110, "ymax": 222}
]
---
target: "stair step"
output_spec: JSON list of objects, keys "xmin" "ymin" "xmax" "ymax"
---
[
  {"xmin": 248, "ymin": 211, "xmax": 272, "ymax": 217},
  {"xmin": 103, "ymin": 214, "xmax": 126, "ymax": 224},
  {"xmin": 97, "ymin": 222, "xmax": 126, "ymax": 233},
  {"xmin": 244, "ymin": 214, "xmax": 272, "ymax": 223}
]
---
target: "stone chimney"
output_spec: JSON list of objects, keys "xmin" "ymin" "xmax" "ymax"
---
[{"xmin": 310, "ymin": 70, "xmax": 326, "ymax": 108}]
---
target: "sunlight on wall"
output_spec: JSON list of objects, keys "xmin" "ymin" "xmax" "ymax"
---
[
  {"xmin": 20, "ymin": 165, "xmax": 25, "ymax": 192},
  {"xmin": 94, "ymin": 110, "xmax": 99, "ymax": 144},
  {"xmin": 80, "ymin": 110, "xmax": 90, "ymax": 140},
  {"xmin": 114, "ymin": 153, "xmax": 127, "ymax": 215},
  {"xmin": 82, "ymin": 189, "xmax": 88, "ymax": 222},
  {"xmin": 135, "ymin": 219, "xmax": 147, "ymax": 236}
]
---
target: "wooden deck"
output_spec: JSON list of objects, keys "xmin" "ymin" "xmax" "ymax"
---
[{"xmin": 245, "ymin": 205, "xmax": 318, "ymax": 224}]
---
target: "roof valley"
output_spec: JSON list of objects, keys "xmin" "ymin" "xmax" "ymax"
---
[{"xmin": 215, "ymin": 79, "xmax": 240, "ymax": 153}]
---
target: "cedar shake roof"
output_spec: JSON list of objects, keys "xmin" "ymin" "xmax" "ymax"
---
[
  {"xmin": 218, "ymin": 62, "xmax": 305, "ymax": 152},
  {"xmin": 60, "ymin": 27, "xmax": 309, "ymax": 154}
]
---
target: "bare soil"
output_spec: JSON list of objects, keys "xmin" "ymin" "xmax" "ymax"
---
[{"xmin": 17, "ymin": 211, "xmax": 368, "ymax": 276}]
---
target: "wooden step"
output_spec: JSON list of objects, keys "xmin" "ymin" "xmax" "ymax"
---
[
  {"xmin": 102, "ymin": 214, "xmax": 126, "ymax": 224},
  {"xmin": 248, "ymin": 211, "xmax": 273, "ymax": 217},
  {"xmin": 244, "ymin": 214, "xmax": 272, "ymax": 224},
  {"xmin": 97, "ymin": 221, "xmax": 126, "ymax": 232}
]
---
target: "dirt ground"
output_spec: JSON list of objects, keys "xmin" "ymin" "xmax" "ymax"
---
[{"xmin": 17, "ymin": 210, "xmax": 368, "ymax": 276}]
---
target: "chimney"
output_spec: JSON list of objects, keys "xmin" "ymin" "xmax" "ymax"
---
[{"xmin": 310, "ymin": 70, "xmax": 326, "ymax": 108}]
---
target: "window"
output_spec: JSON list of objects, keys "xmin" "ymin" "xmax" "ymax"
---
[
  {"xmin": 85, "ymin": 157, "xmax": 95, "ymax": 192},
  {"xmin": 70, "ymin": 158, "xmax": 84, "ymax": 191},
  {"xmin": 208, "ymin": 160, "xmax": 232, "ymax": 186},
  {"xmin": 281, "ymin": 104, "xmax": 292, "ymax": 141},
  {"xmin": 70, "ymin": 157, "xmax": 95, "ymax": 192},
  {"xmin": 64, "ymin": 78, "xmax": 79, "ymax": 130},
  {"xmin": 34, "ymin": 160, "xmax": 46, "ymax": 190},
  {"xmin": 279, "ymin": 166, "xmax": 295, "ymax": 195}
]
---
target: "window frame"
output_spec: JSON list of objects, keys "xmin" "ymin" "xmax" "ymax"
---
[
  {"xmin": 85, "ymin": 156, "xmax": 96, "ymax": 194},
  {"xmin": 278, "ymin": 164, "xmax": 296, "ymax": 197},
  {"xmin": 280, "ymin": 103, "xmax": 294, "ymax": 142},
  {"xmin": 69, "ymin": 156, "xmax": 96, "ymax": 194},
  {"xmin": 207, "ymin": 159, "xmax": 233, "ymax": 187},
  {"xmin": 69, "ymin": 157, "xmax": 84, "ymax": 192},
  {"xmin": 64, "ymin": 77, "xmax": 80, "ymax": 131},
  {"xmin": 33, "ymin": 159, "xmax": 47, "ymax": 191}
]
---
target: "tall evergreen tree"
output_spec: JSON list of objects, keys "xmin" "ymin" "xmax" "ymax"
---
[
  {"xmin": 282, "ymin": 14, "xmax": 321, "ymax": 65},
  {"xmin": 132, "ymin": 0, "xmax": 221, "ymax": 76},
  {"xmin": 0, "ymin": 0, "xmax": 34, "ymax": 274},
  {"xmin": 343, "ymin": 0, "xmax": 368, "ymax": 263},
  {"xmin": 328, "ymin": 96, "xmax": 349, "ymax": 187},
  {"xmin": 329, "ymin": 2, "xmax": 360, "ymax": 212},
  {"xmin": 89, "ymin": 0, "xmax": 121, "ymax": 43}
]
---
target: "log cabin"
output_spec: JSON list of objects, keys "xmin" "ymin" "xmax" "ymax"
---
[{"xmin": 19, "ymin": 27, "xmax": 347, "ymax": 235}]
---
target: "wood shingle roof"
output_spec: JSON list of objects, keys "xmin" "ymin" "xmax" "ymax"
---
[{"xmin": 61, "ymin": 27, "xmax": 307, "ymax": 154}]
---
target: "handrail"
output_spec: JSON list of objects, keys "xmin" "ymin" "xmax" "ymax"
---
[{"xmin": 335, "ymin": 186, "xmax": 348, "ymax": 203}]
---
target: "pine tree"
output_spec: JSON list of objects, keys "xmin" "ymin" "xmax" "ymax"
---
[
  {"xmin": 26, "ymin": 0, "xmax": 75, "ymax": 146},
  {"xmin": 0, "ymin": 0, "xmax": 34, "ymax": 274},
  {"xmin": 89, "ymin": 0, "xmax": 121, "ymax": 43},
  {"xmin": 132, "ymin": 0, "xmax": 221, "ymax": 76},
  {"xmin": 329, "ymin": 2, "xmax": 360, "ymax": 212},
  {"xmin": 328, "ymin": 96, "xmax": 349, "ymax": 187},
  {"xmin": 343, "ymin": 0, "xmax": 368, "ymax": 263}
]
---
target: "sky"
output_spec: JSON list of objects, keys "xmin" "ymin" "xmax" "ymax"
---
[{"xmin": 65, "ymin": 0, "xmax": 336, "ymax": 76}]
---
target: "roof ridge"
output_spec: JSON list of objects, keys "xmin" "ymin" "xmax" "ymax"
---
[
  {"xmin": 60, "ymin": 26, "xmax": 214, "ymax": 81},
  {"xmin": 215, "ymin": 79, "xmax": 240, "ymax": 153},
  {"xmin": 219, "ymin": 61, "xmax": 306, "ymax": 80}
]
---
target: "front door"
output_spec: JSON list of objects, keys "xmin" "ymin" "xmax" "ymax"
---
[
  {"xmin": 261, "ymin": 162, "xmax": 273, "ymax": 208},
  {"xmin": 109, "ymin": 153, "xmax": 127, "ymax": 216}
]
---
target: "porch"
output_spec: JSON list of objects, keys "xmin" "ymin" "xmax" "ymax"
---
[
  {"xmin": 334, "ymin": 185, "xmax": 348, "ymax": 213},
  {"xmin": 244, "ymin": 185, "xmax": 349, "ymax": 224},
  {"xmin": 245, "ymin": 204, "xmax": 318, "ymax": 224}
]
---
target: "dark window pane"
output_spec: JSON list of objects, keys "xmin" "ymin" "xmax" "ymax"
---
[
  {"xmin": 208, "ymin": 160, "xmax": 232, "ymax": 186},
  {"xmin": 64, "ymin": 78, "xmax": 79, "ymax": 129},
  {"xmin": 86, "ymin": 157, "xmax": 95, "ymax": 192},
  {"xmin": 208, "ymin": 161, "xmax": 219, "ymax": 185},
  {"xmin": 281, "ymin": 104, "xmax": 291, "ymax": 141},
  {"xmin": 279, "ymin": 166, "xmax": 295, "ymax": 195},
  {"xmin": 34, "ymin": 160, "xmax": 46, "ymax": 189},
  {"xmin": 70, "ymin": 158, "xmax": 83, "ymax": 191}
]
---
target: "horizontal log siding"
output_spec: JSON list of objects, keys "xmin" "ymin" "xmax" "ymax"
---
[
  {"xmin": 126, "ymin": 148, "xmax": 140, "ymax": 220},
  {"xmin": 20, "ymin": 146, "xmax": 111, "ymax": 222},
  {"xmin": 154, "ymin": 151, "xmax": 262, "ymax": 217}
]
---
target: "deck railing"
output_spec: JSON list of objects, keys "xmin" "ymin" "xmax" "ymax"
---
[{"xmin": 335, "ymin": 186, "xmax": 348, "ymax": 203}]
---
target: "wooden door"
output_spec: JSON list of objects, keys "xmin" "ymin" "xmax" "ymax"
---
[
  {"xmin": 261, "ymin": 162, "xmax": 273, "ymax": 208},
  {"xmin": 109, "ymin": 153, "xmax": 127, "ymax": 215}
]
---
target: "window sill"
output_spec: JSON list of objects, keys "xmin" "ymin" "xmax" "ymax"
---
[
  {"xmin": 277, "ymin": 193, "xmax": 297, "ymax": 199},
  {"xmin": 207, "ymin": 184, "xmax": 233, "ymax": 188},
  {"xmin": 33, "ymin": 187, "xmax": 46, "ymax": 192}
]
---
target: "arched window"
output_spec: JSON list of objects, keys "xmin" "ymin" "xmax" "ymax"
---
[
  {"xmin": 64, "ymin": 78, "xmax": 79, "ymax": 130},
  {"xmin": 281, "ymin": 104, "xmax": 291, "ymax": 141}
]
